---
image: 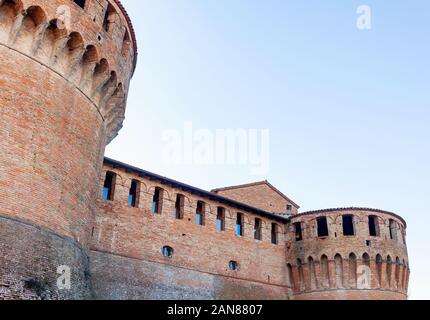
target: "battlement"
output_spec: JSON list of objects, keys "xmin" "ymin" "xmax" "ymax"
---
[
  {"xmin": 0, "ymin": 0, "xmax": 137, "ymax": 143},
  {"xmin": 286, "ymin": 208, "xmax": 409, "ymax": 299}
]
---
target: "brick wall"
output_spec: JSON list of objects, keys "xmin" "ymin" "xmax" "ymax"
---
[{"xmin": 90, "ymin": 164, "xmax": 292, "ymax": 300}]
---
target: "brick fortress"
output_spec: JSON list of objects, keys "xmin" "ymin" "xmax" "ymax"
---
[{"xmin": 0, "ymin": 0, "xmax": 409, "ymax": 300}]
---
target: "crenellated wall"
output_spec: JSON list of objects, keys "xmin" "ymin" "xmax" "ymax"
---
[{"xmin": 286, "ymin": 209, "xmax": 409, "ymax": 300}]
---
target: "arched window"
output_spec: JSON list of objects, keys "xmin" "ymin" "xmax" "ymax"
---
[
  {"xmin": 320, "ymin": 254, "xmax": 330, "ymax": 288},
  {"xmin": 102, "ymin": 171, "xmax": 116, "ymax": 201},
  {"xmin": 349, "ymin": 253, "xmax": 357, "ymax": 288},
  {"xmin": 174, "ymin": 194, "xmax": 185, "ymax": 219},
  {"xmin": 361, "ymin": 253, "xmax": 371, "ymax": 289},
  {"xmin": 195, "ymin": 201, "xmax": 205, "ymax": 225},
  {"xmin": 376, "ymin": 254, "xmax": 383, "ymax": 287},
  {"xmin": 152, "ymin": 187, "xmax": 163, "ymax": 214},
  {"xmin": 216, "ymin": 207, "xmax": 225, "ymax": 232},
  {"xmin": 254, "ymin": 218, "xmax": 262, "ymax": 240},
  {"xmin": 271, "ymin": 223, "xmax": 279, "ymax": 245},
  {"xmin": 389, "ymin": 219, "xmax": 398, "ymax": 240}
]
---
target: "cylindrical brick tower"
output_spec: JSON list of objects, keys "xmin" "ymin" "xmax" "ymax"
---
[
  {"xmin": 0, "ymin": 0, "xmax": 136, "ymax": 299},
  {"xmin": 286, "ymin": 208, "xmax": 409, "ymax": 300}
]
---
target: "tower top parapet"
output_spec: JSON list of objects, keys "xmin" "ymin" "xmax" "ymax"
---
[{"xmin": 0, "ymin": 0, "xmax": 138, "ymax": 144}]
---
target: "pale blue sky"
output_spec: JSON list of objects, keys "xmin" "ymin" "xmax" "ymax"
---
[{"xmin": 107, "ymin": 0, "xmax": 430, "ymax": 299}]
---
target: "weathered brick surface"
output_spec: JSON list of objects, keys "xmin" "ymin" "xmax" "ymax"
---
[
  {"xmin": 0, "ymin": 0, "xmax": 135, "ymax": 300},
  {"xmin": 91, "ymin": 165, "xmax": 291, "ymax": 300},
  {"xmin": 90, "ymin": 250, "xmax": 289, "ymax": 300},
  {"xmin": 0, "ymin": 214, "xmax": 93, "ymax": 300}
]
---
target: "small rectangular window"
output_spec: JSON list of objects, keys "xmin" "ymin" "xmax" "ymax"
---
[
  {"xmin": 128, "ymin": 180, "xmax": 140, "ymax": 208},
  {"xmin": 294, "ymin": 222, "xmax": 303, "ymax": 241},
  {"xmin": 195, "ymin": 201, "xmax": 205, "ymax": 226},
  {"xmin": 342, "ymin": 215, "xmax": 355, "ymax": 236},
  {"xmin": 317, "ymin": 217, "xmax": 329, "ymax": 237},
  {"xmin": 254, "ymin": 218, "xmax": 262, "ymax": 240},
  {"xmin": 216, "ymin": 207, "xmax": 225, "ymax": 232},
  {"xmin": 271, "ymin": 223, "xmax": 279, "ymax": 245},
  {"xmin": 368, "ymin": 215, "xmax": 379, "ymax": 237},
  {"xmin": 287, "ymin": 205, "xmax": 293, "ymax": 212},
  {"xmin": 174, "ymin": 194, "xmax": 185, "ymax": 219},
  {"xmin": 236, "ymin": 213, "xmax": 244, "ymax": 237},
  {"xmin": 102, "ymin": 171, "xmax": 116, "ymax": 202},
  {"xmin": 152, "ymin": 187, "xmax": 163, "ymax": 214}
]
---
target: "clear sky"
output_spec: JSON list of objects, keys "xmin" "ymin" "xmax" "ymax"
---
[{"xmin": 107, "ymin": 0, "xmax": 430, "ymax": 300}]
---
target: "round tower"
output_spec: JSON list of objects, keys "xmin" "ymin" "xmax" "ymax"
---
[
  {"xmin": 286, "ymin": 208, "xmax": 409, "ymax": 300},
  {"xmin": 0, "ymin": 0, "xmax": 136, "ymax": 299}
]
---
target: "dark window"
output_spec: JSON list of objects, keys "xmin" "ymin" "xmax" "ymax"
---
[
  {"xmin": 271, "ymin": 223, "xmax": 279, "ymax": 245},
  {"xmin": 229, "ymin": 261, "xmax": 238, "ymax": 271},
  {"xmin": 368, "ymin": 215, "xmax": 379, "ymax": 236},
  {"xmin": 342, "ymin": 215, "xmax": 355, "ymax": 236},
  {"xmin": 102, "ymin": 171, "xmax": 116, "ymax": 201},
  {"xmin": 174, "ymin": 194, "xmax": 185, "ymax": 219},
  {"xmin": 254, "ymin": 218, "xmax": 262, "ymax": 240},
  {"xmin": 317, "ymin": 217, "xmax": 329, "ymax": 237},
  {"xmin": 128, "ymin": 180, "xmax": 140, "ymax": 208},
  {"xmin": 294, "ymin": 222, "xmax": 303, "ymax": 241},
  {"xmin": 73, "ymin": 0, "xmax": 86, "ymax": 9},
  {"xmin": 195, "ymin": 201, "xmax": 205, "ymax": 225},
  {"xmin": 162, "ymin": 246, "xmax": 173, "ymax": 257},
  {"xmin": 152, "ymin": 187, "xmax": 163, "ymax": 214},
  {"xmin": 216, "ymin": 207, "xmax": 225, "ymax": 232},
  {"xmin": 287, "ymin": 205, "xmax": 293, "ymax": 212},
  {"xmin": 236, "ymin": 213, "xmax": 244, "ymax": 237}
]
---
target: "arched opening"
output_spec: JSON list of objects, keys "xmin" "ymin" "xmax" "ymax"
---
[
  {"xmin": 376, "ymin": 254, "xmax": 383, "ymax": 287},
  {"xmin": 320, "ymin": 254, "xmax": 330, "ymax": 288},
  {"xmin": 103, "ymin": 3, "xmax": 118, "ymax": 33},
  {"xmin": 13, "ymin": 6, "xmax": 47, "ymax": 53},
  {"xmin": 162, "ymin": 246, "xmax": 173, "ymax": 258},
  {"xmin": 83, "ymin": 45, "xmax": 99, "ymax": 64},
  {"xmin": 216, "ymin": 207, "xmax": 225, "ymax": 232},
  {"xmin": 195, "ymin": 201, "xmax": 205, "ymax": 226},
  {"xmin": 349, "ymin": 253, "xmax": 357, "ymax": 288},
  {"xmin": 174, "ymin": 194, "xmax": 185, "ymax": 219},
  {"xmin": 361, "ymin": 253, "xmax": 371, "ymax": 289},
  {"xmin": 229, "ymin": 261, "xmax": 238, "ymax": 271},
  {"xmin": 334, "ymin": 254, "xmax": 343, "ymax": 288},
  {"xmin": 122, "ymin": 30, "xmax": 131, "ymax": 56}
]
